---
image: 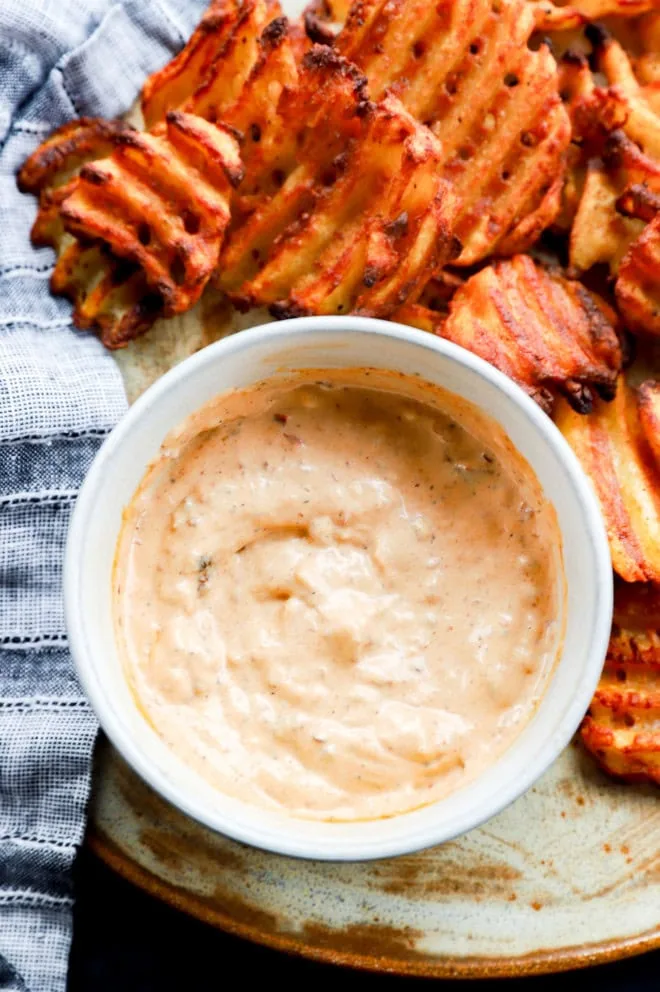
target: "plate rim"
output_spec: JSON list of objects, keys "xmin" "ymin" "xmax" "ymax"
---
[{"xmin": 89, "ymin": 827, "xmax": 660, "ymax": 979}]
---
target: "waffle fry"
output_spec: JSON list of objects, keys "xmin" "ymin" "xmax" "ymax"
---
[
  {"xmin": 581, "ymin": 579, "xmax": 660, "ymax": 785},
  {"xmin": 16, "ymin": 118, "xmax": 159, "ymax": 346},
  {"xmin": 531, "ymin": 0, "xmax": 658, "ymax": 31},
  {"xmin": 563, "ymin": 24, "xmax": 660, "ymax": 339},
  {"xmin": 556, "ymin": 378, "xmax": 660, "ymax": 583},
  {"xmin": 59, "ymin": 113, "xmax": 242, "ymax": 317},
  {"xmin": 18, "ymin": 4, "xmax": 296, "ymax": 345},
  {"xmin": 616, "ymin": 206, "xmax": 660, "ymax": 337},
  {"xmin": 331, "ymin": 0, "xmax": 570, "ymax": 265},
  {"xmin": 434, "ymin": 255, "xmax": 622, "ymax": 412},
  {"xmin": 218, "ymin": 48, "xmax": 457, "ymax": 317},
  {"xmin": 141, "ymin": 0, "xmax": 246, "ymax": 127}
]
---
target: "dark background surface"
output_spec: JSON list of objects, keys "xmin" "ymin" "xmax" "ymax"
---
[{"xmin": 67, "ymin": 847, "xmax": 658, "ymax": 991}]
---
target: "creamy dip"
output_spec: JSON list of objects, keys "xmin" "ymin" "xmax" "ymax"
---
[{"xmin": 114, "ymin": 369, "xmax": 564, "ymax": 821}]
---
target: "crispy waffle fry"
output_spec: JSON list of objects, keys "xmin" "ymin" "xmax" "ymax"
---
[
  {"xmin": 50, "ymin": 245, "xmax": 161, "ymax": 349},
  {"xmin": 616, "ymin": 209, "xmax": 660, "ymax": 336},
  {"xmin": 531, "ymin": 0, "xmax": 658, "ymax": 32},
  {"xmin": 565, "ymin": 25, "xmax": 660, "ymax": 319},
  {"xmin": 17, "ymin": 117, "xmax": 135, "ymax": 253},
  {"xmin": 141, "ymin": 0, "xmax": 243, "ymax": 127},
  {"xmin": 16, "ymin": 118, "xmax": 158, "ymax": 346},
  {"xmin": 581, "ymin": 579, "xmax": 660, "ymax": 785},
  {"xmin": 218, "ymin": 48, "xmax": 457, "ymax": 317},
  {"xmin": 435, "ymin": 255, "xmax": 621, "ymax": 412},
  {"xmin": 59, "ymin": 112, "xmax": 242, "ymax": 317},
  {"xmin": 17, "ymin": 118, "xmax": 133, "ymax": 198},
  {"xmin": 19, "ymin": 5, "xmax": 296, "ymax": 345},
  {"xmin": 556, "ymin": 378, "xmax": 660, "ymax": 582},
  {"xmin": 330, "ymin": 0, "xmax": 570, "ymax": 265},
  {"xmin": 593, "ymin": 27, "xmax": 660, "ymax": 160},
  {"xmin": 141, "ymin": 0, "xmax": 288, "ymax": 127},
  {"xmin": 632, "ymin": 11, "xmax": 660, "ymax": 94}
]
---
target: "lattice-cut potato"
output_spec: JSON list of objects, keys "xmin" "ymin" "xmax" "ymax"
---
[
  {"xmin": 59, "ymin": 112, "xmax": 242, "ymax": 317},
  {"xmin": 220, "ymin": 15, "xmax": 299, "ymax": 219},
  {"xmin": 50, "ymin": 242, "xmax": 159, "ymax": 349},
  {"xmin": 141, "ymin": 0, "xmax": 282, "ymax": 127},
  {"xmin": 530, "ymin": 0, "xmax": 659, "ymax": 32},
  {"xmin": 142, "ymin": 0, "xmax": 240, "ymax": 127},
  {"xmin": 436, "ymin": 254, "xmax": 621, "ymax": 413},
  {"xmin": 21, "ymin": 0, "xmax": 297, "ymax": 347},
  {"xmin": 556, "ymin": 379, "xmax": 660, "ymax": 583},
  {"xmin": 217, "ymin": 48, "xmax": 457, "ymax": 318},
  {"xmin": 16, "ymin": 117, "xmax": 156, "ymax": 345},
  {"xmin": 616, "ymin": 199, "xmax": 660, "ymax": 336},
  {"xmin": 581, "ymin": 579, "xmax": 660, "ymax": 786},
  {"xmin": 570, "ymin": 164, "xmax": 646, "ymax": 272},
  {"xmin": 631, "ymin": 11, "xmax": 660, "ymax": 96},
  {"xmin": 17, "ymin": 117, "xmax": 134, "ymax": 248},
  {"xmin": 566, "ymin": 26, "xmax": 660, "ymax": 284},
  {"xmin": 328, "ymin": 0, "xmax": 570, "ymax": 265}
]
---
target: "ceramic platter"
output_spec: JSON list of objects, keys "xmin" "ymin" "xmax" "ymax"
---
[
  {"xmin": 87, "ymin": 0, "xmax": 659, "ymax": 973},
  {"xmin": 89, "ymin": 739, "xmax": 660, "ymax": 977},
  {"xmin": 88, "ymin": 300, "xmax": 660, "ymax": 978}
]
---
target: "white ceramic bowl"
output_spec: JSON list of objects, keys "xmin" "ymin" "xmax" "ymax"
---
[{"xmin": 64, "ymin": 316, "xmax": 612, "ymax": 861}]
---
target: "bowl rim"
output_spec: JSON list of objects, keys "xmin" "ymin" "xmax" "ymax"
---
[{"xmin": 64, "ymin": 315, "xmax": 613, "ymax": 860}]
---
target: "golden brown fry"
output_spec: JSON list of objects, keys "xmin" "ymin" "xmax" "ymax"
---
[
  {"xmin": 616, "ymin": 212, "xmax": 660, "ymax": 336},
  {"xmin": 531, "ymin": 0, "xmax": 658, "ymax": 32},
  {"xmin": 570, "ymin": 165, "xmax": 646, "ymax": 272},
  {"xmin": 16, "ymin": 117, "xmax": 157, "ymax": 343},
  {"xmin": 17, "ymin": 117, "xmax": 133, "ymax": 195},
  {"xmin": 141, "ymin": 0, "xmax": 287, "ymax": 128},
  {"xmin": 552, "ymin": 51, "xmax": 624, "ymax": 235},
  {"xmin": 141, "ymin": 0, "xmax": 241, "ymax": 127},
  {"xmin": 20, "ymin": 4, "xmax": 299, "ymax": 346},
  {"xmin": 391, "ymin": 271, "xmax": 464, "ymax": 333},
  {"xmin": 218, "ymin": 48, "xmax": 457, "ymax": 318},
  {"xmin": 633, "ymin": 12, "xmax": 660, "ymax": 95},
  {"xmin": 392, "ymin": 302, "xmax": 446, "ymax": 335},
  {"xmin": 184, "ymin": 0, "xmax": 283, "ymax": 122},
  {"xmin": 556, "ymin": 378, "xmax": 660, "ymax": 582},
  {"xmin": 592, "ymin": 26, "xmax": 660, "ymax": 161},
  {"xmin": 333, "ymin": 0, "xmax": 570, "ymax": 265},
  {"xmin": 638, "ymin": 380, "xmax": 660, "ymax": 469},
  {"xmin": 220, "ymin": 14, "xmax": 299, "ymax": 218},
  {"xmin": 581, "ymin": 579, "xmax": 660, "ymax": 786},
  {"xmin": 60, "ymin": 112, "xmax": 242, "ymax": 316},
  {"xmin": 565, "ymin": 24, "xmax": 660, "ymax": 305},
  {"xmin": 18, "ymin": 2, "xmax": 294, "ymax": 346},
  {"xmin": 17, "ymin": 117, "xmax": 135, "ymax": 250},
  {"xmin": 50, "ymin": 242, "xmax": 159, "ymax": 349},
  {"xmin": 587, "ymin": 42, "xmax": 660, "ymax": 338},
  {"xmin": 437, "ymin": 255, "xmax": 621, "ymax": 412}
]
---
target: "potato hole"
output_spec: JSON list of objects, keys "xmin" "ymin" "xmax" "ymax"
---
[
  {"xmin": 170, "ymin": 254, "xmax": 186, "ymax": 286},
  {"xmin": 182, "ymin": 210, "xmax": 200, "ymax": 235}
]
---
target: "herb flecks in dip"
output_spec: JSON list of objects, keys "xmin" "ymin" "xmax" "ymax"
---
[{"xmin": 114, "ymin": 369, "xmax": 563, "ymax": 821}]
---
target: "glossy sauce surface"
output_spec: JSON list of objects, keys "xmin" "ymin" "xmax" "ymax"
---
[{"xmin": 115, "ymin": 369, "xmax": 563, "ymax": 821}]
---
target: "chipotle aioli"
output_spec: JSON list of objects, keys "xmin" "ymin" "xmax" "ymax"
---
[{"xmin": 115, "ymin": 369, "xmax": 564, "ymax": 821}]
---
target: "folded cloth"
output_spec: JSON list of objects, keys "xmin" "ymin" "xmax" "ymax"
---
[{"xmin": 0, "ymin": 2, "xmax": 205, "ymax": 988}]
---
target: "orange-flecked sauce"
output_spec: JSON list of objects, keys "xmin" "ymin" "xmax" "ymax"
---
[{"xmin": 114, "ymin": 369, "xmax": 564, "ymax": 821}]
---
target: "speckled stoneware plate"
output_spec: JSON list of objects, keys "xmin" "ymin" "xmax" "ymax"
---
[
  {"xmin": 88, "ymin": 0, "xmax": 659, "ymax": 966},
  {"xmin": 86, "ymin": 291, "xmax": 660, "ymax": 977}
]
